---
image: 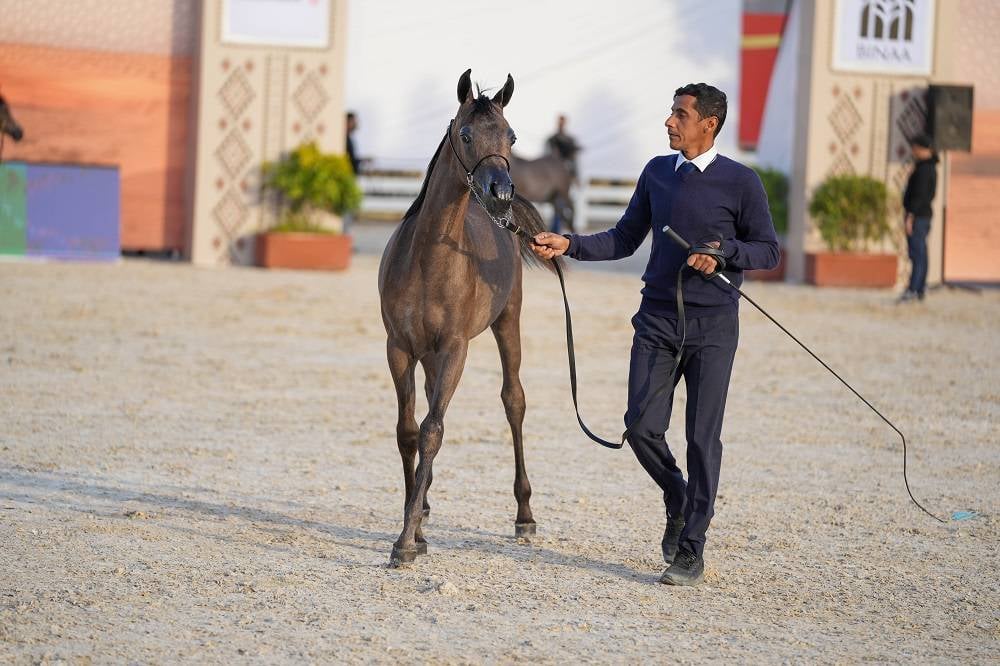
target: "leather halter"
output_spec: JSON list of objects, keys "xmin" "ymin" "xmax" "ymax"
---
[
  {"xmin": 446, "ymin": 119, "xmax": 523, "ymax": 236},
  {"xmin": 446, "ymin": 119, "xmax": 511, "ymax": 188}
]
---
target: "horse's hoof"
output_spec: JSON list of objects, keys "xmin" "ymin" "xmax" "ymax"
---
[
  {"xmin": 415, "ymin": 539, "xmax": 428, "ymax": 555},
  {"xmin": 514, "ymin": 522, "xmax": 537, "ymax": 538},
  {"xmin": 389, "ymin": 545, "xmax": 418, "ymax": 566}
]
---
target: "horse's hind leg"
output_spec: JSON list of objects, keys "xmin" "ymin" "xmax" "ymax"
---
[
  {"xmin": 392, "ymin": 341, "xmax": 468, "ymax": 565},
  {"xmin": 557, "ymin": 194, "xmax": 576, "ymax": 234},
  {"xmin": 386, "ymin": 342, "xmax": 426, "ymax": 561},
  {"xmin": 491, "ymin": 294, "xmax": 536, "ymax": 538}
]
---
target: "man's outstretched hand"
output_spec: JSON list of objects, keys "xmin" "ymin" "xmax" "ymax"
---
[{"xmin": 531, "ymin": 232, "xmax": 570, "ymax": 260}]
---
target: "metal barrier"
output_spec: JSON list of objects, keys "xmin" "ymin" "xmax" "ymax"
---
[{"xmin": 358, "ymin": 169, "xmax": 636, "ymax": 230}]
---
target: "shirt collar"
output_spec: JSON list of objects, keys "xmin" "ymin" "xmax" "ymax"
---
[{"xmin": 675, "ymin": 145, "xmax": 718, "ymax": 172}]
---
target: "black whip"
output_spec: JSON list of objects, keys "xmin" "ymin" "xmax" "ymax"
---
[
  {"xmin": 507, "ymin": 203, "xmax": 949, "ymax": 523},
  {"xmin": 659, "ymin": 225, "xmax": 946, "ymax": 523}
]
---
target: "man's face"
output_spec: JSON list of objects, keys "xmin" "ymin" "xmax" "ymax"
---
[
  {"xmin": 911, "ymin": 143, "xmax": 931, "ymax": 160},
  {"xmin": 665, "ymin": 95, "xmax": 715, "ymax": 152}
]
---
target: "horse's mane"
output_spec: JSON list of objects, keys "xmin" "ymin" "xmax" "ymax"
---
[{"xmin": 401, "ymin": 132, "xmax": 447, "ymax": 223}]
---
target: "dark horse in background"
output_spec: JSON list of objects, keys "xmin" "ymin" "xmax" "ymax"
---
[
  {"xmin": 379, "ymin": 69, "xmax": 557, "ymax": 565},
  {"xmin": 510, "ymin": 151, "xmax": 577, "ymax": 233},
  {"xmin": 0, "ymin": 95, "xmax": 25, "ymax": 159}
]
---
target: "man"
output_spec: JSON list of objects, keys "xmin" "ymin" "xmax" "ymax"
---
[
  {"xmin": 532, "ymin": 83, "xmax": 778, "ymax": 586},
  {"xmin": 546, "ymin": 114, "xmax": 582, "ymax": 180},
  {"xmin": 899, "ymin": 133, "xmax": 938, "ymax": 303},
  {"xmin": 345, "ymin": 111, "xmax": 362, "ymax": 175}
]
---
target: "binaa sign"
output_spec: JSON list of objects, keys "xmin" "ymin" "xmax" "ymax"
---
[{"xmin": 832, "ymin": 0, "xmax": 936, "ymax": 76}]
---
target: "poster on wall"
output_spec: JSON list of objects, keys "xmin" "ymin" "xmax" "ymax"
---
[
  {"xmin": 832, "ymin": 0, "xmax": 935, "ymax": 75},
  {"xmin": 222, "ymin": 0, "xmax": 331, "ymax": 48}
]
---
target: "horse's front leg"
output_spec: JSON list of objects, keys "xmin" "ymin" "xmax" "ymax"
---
[
  {"xmin": 491, "ymin": 296, "xmax": 535, "ymax": 538},
  {"xmin": 391, "ymin": 340, "xmax": 468, "ymax": 565},
  {"xmin": 385, "ymin": 342, "xmax": 426, "ymax": 557}
]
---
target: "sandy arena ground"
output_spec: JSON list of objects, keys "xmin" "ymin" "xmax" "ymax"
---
[{"xmin": 1, "ymin": 242, "xmax": 998, "ymax": 663}]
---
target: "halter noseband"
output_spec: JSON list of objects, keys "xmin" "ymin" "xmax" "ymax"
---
[{"xmin": 447, "ymin": 119, "xmax": 512, "ymax": 188}]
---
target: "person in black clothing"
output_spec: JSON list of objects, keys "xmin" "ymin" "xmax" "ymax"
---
[
  {"xmin": 899, "ymin": 133, "xmax": 938, "ymax": 302},
  {"xmin": 346, "ymin": 111, "xmax": 362, "ymax": 175},
  {"xmin": 546, "ymin": 114, "xmax": 581, "ymax": 180},
  {"xmin": 531, "ymin": 84, "xmax": 778, "ymax": 586}
]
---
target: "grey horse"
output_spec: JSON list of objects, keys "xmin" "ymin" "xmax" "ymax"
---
[
  {"xmin": 510, "ymin": 152, "xmax": 576, "ymax": 232},
  {"xmin": 378, "ymin": 69, "xmax": 558, "ymax": 566}
]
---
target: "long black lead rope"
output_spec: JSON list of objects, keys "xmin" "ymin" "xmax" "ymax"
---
[
  {"xmin": 459, "ymin": 129, "xmax": 948, "ymax": 523},
  {"xmin": 515, "ymin": 220, "xmax": 945, "ymax": 523},
  {"xmin": 550, "ymin": 258, "xmax": 688, "ymax": 450}
]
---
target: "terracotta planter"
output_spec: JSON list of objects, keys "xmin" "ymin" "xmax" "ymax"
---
[
  {"xmin": 255, "ymin": 232, "xmax": 352, "ymax": 270},
  {"xmin": 746, "ymin": 247, "xmax": 787, "ymax": 282},
  {"xmin": 805, "ymin": 252, "xmax": 898, "ymax": 288}
]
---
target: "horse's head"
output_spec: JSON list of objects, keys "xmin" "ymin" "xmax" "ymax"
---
[
  {"xmin": 450, "ymin": 69, "xmax": 516, "ymax": 219},
  {"xmin": 0, "ymin": 96, "xmax": 24, "ymax": 142}
]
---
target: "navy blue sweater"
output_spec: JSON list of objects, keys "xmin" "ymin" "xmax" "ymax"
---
[{"xmin": 566, "ymin": 154, "xmax": 779, "ymax": 317}]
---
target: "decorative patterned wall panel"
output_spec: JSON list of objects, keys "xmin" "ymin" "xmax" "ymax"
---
[
  {"xmin": 189, "ymin": 0, "xmax": 348, "ymax": 266},
  {"xmin": 823, "ymin": 81, "xmax": 878, "ymax": 181}
]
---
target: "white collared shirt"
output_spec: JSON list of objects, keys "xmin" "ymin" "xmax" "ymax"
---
[{"xmin": 674, "ymin": 145, "xmax": 719, "ymax": 172}]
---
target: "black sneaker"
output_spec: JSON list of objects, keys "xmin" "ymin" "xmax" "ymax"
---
[
  {"xmin": 659, "ymin": 549, "xmax": 705, "ymax": 586},
  {"xmin": 661, "ymin": 515, "xmax": 685, "ymax": 565}
]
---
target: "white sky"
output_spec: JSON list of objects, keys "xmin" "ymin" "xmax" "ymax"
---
[{"xmin": 344, "ymin": 0, "xmax": 742, "ymax": 178}]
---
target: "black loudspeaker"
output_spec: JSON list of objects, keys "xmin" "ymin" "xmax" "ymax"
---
[{"xmin": 926, "ymin": 84, "xmax": 974, "ymax": 152}]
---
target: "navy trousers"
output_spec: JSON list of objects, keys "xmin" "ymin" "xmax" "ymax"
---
[
  {"xmin": 906, "ymin": 216, "xmax": 931, "ymax": 296},
  {"xmin": 625, "ymin": 310, "xmax": 739, "ymax": 558}
]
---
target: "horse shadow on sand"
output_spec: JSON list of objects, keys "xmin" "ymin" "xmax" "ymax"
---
[{"xmin": 0, "ymin": 466, "xmax": 653, "ymax": 583}]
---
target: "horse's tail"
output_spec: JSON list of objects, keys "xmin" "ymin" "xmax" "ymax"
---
[{"xmin": 512, "ymin": 193, "xmax": 563, "ymax": 273}]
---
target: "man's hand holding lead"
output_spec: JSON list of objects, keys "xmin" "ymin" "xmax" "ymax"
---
[{"xmin": 531, "ymin": 232, "xmax": 570, "ymax": 260}]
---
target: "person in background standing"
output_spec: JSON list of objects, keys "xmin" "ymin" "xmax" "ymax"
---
[
  {"xmin": 546, "ymin": 114, "xmax": 581, "ymax": 181},
  {"xmin": 545, "ymin": 114, "xmax": 582, "ymax": 233},
  {"xmin": 346, "ymin": 111, "xmax": 362, "ymax": 175},
  {"xmin": 345, "ymin": 111, "xmax": 367, "ymax": 234},
  {"xmin": 899, "ymin": 133, "xmax": 938, "ymax": 303}
]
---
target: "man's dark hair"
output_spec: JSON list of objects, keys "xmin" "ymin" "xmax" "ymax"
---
[
  {"xmin": 674, "ymin": 83, "xmax": 727, "ymax": 137},
  {"xmin": 910, "ymin": 132, "xmax": 933, "ymax": 149}
]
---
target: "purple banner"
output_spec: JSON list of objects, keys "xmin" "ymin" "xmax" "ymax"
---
[{"xmin": 19, "ymin": 162, "xmax": 120, "ymax": 261}]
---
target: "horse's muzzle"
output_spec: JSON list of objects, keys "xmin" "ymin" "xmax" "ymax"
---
[
  {"xmin": 4, "ymin": 123, "xmax": 23, "ymax": 142},
  {"xmin": 475, "ymin": 166, "xmax": 514, "ymax": 216}
]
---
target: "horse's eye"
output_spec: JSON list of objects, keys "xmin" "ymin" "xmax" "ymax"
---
[
  {"xmin": 510, "ymin": 134, "xmax": 517, "ymax": 146},
  {"xmin": 461, "ymin": 133, "xmax": 471, "ymax": 144}
]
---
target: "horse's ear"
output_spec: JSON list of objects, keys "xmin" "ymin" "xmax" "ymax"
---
[
  {"xmin": 492, "ymin": 74, "xmax": 514, "ymax": 108},
  {"xmin": 457, "ymin": 69, "xmax": 473, "ymax": 104}
]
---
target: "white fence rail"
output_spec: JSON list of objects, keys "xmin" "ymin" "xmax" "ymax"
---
[{"xmin": 358, "ymin": 170, "xmax": 636, "ymax": 231}]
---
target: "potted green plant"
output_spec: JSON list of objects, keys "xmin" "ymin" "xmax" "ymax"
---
[
  {"xmin": 258, "ymin": 141, "xmax": 362, "ymax": 270},
  {"xmin": 747, "ymin": 165, "xmax": 788, "ymax": 281},
  {"xmin": 806, "ymin": 174, "xmax": 897, "ymax": 287}
]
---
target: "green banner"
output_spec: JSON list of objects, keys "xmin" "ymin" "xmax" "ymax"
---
[{"xmin": 0, "ymin": 164, "xmax": 27, "ymax": 255}]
